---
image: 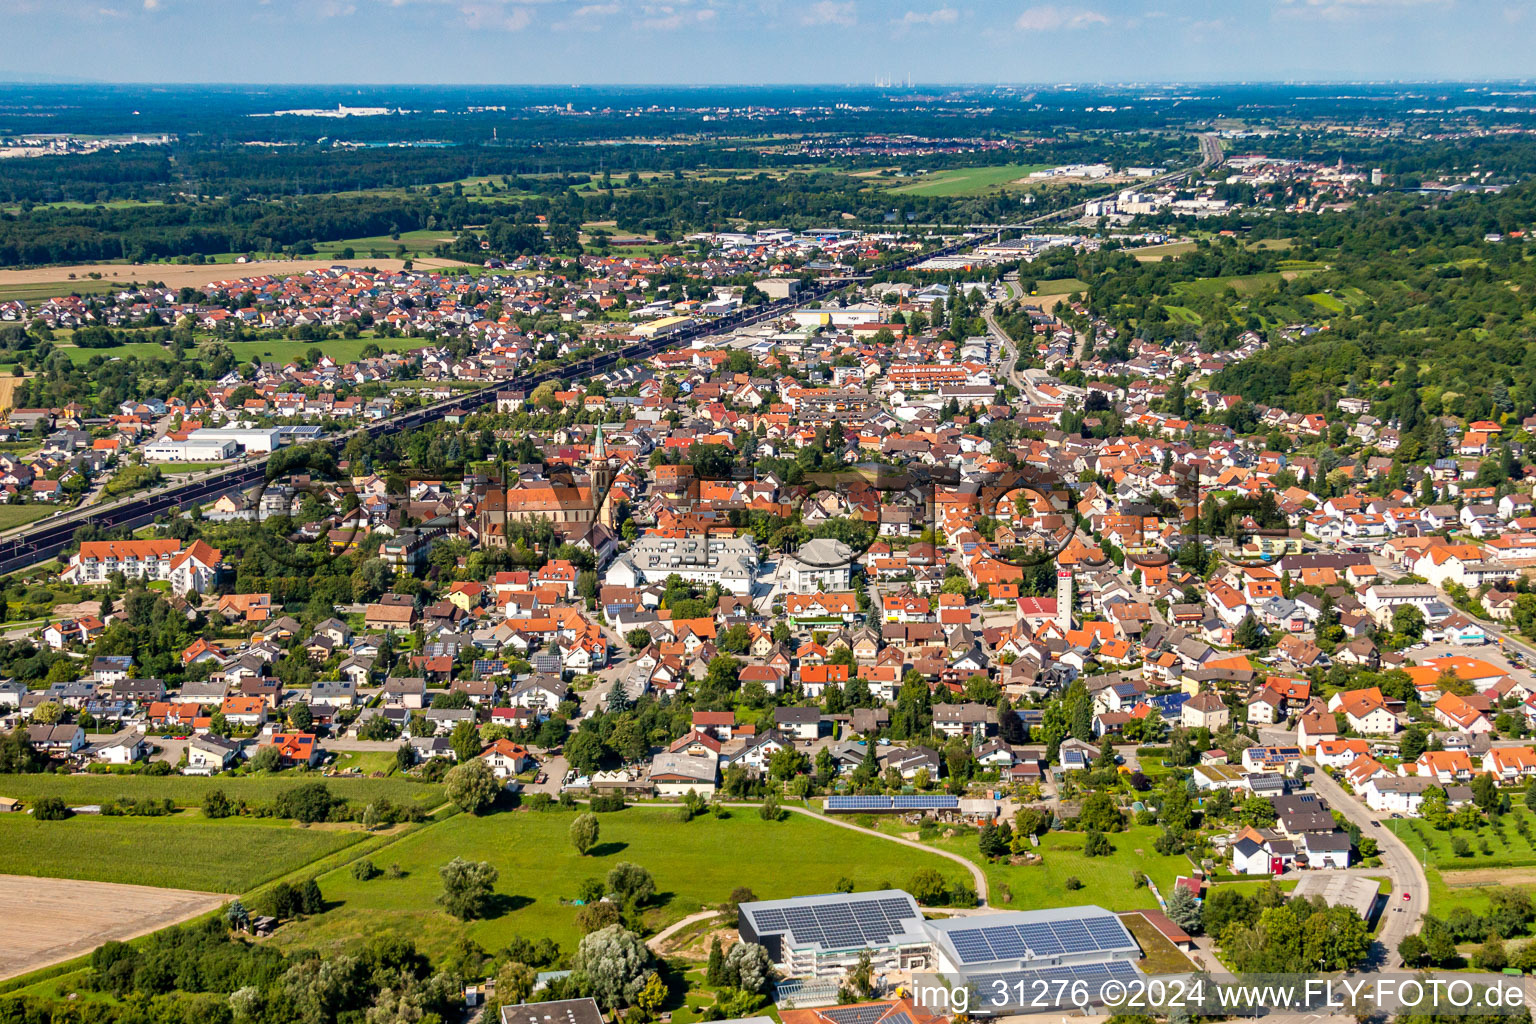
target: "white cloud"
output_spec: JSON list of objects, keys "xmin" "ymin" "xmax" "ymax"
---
[
  {"xmin": 636, "ymin": 2, "xmax": 717, "ymax": 30},
  {"xmin": 555, "ymin": 1, "xmax": 619, "ymax": 29},
  {"xmin": 457, "ymin": 1, "xmax": 534, "ymax": 30},
  {"xmin": 800, "ymin": 0, "xmax": 855, "ymax": 26},
  {"xmin": 1014, "ymin": 4, "xmax": 1108, "ymax": 30},
  {"xmin": 1276, "ymin": 0, "xmax": 1450, "ymax": 19},
  {"xmin": 898, "ymin": 6, "xmax": 958, "ymax": 26},
  {"xmin": 142, "ymin": 0, "xmax": 159, "ymax": 9}
]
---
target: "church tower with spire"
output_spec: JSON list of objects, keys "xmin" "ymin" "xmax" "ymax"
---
[{"xmin": 590, "ymin": 425, "xmax": 616, "ymax": 529}]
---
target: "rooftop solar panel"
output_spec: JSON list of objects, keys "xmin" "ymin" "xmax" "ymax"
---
[
  {"xmin": 966, "ymin": 960, "xmax": 1143, "ymax": 1010},
  {"xmin": 949, "ymin": 930, "xmax": 996, "ymax": 964},
  {"xmin": 1018, "ymin": 923, "xmax": 1064, "ymax": 956},
  {"xmin": 980, "ymin": 926, "xmax": 1029, "ymax": 960},
  {"xmin": 814, "ymin": 905, "xmax": 857, "ymax": 928},
  {"xmin": 750, "ymin": 908, "xmax": 787, "ymax": 931},
  {"xmin": 1085, "ymin": 917, "xmax": 1131, "ymax": 948},
  {"xmin": 877, "ymin": 898, "xmax": 918, "ymax": 918},
  {"xmin": 851, "ymin": 903, "xmax": 886, "ymax": 921},
  {"xmin": 885, "ymin": 1013, "xmax": 912, "ymax": 1024},
  {"xmin": 1050, "ymin": 919, "xmax": 1096, "ymax": 953},
  {"xmin": 824, "ymin": 1006, "xmax": 886, "ymax": 1024}
]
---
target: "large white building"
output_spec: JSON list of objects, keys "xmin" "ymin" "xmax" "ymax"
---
[
  {"xmin": 63, "ymin": 538, "xmax": 223, "ymax": 594},
  {"xmin": 145, "ymin": 436, "xmax": 239, "ymax": 463},
  {"xmin": 187, "ymin": 427, "xmax": 282, "ymax": 454},
  {"xmin": 785, "ymin": 538, "xmax": 854, "ymax": 594},
  {"xmin": 605, "ymin": 534, "xmax": 759, "ymax": 595},
  {"xmin": 738, "ymin": 892, "xmax": 1143, "ymax": 1006}
]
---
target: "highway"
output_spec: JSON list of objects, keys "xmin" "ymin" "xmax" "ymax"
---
[
  {"xmin": 0, "ymin": 234, "xmax": 983, "ymax": 578},
  {"xmin": 983, "ymin": 131, "xmax": 1224, "ymax": 231}
]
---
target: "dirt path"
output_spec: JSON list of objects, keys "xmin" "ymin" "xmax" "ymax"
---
[
  {"xmin": 646, "ymin": 910, "xmax": 721, "ymax": 955},
  {"xmin": 0, "ymin": 873, "xmax": 224, "ymax": 981}
]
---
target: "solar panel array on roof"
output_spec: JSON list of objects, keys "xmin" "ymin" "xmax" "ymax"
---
[
  {"xmin": 742, "ymin": 891, "xmax": 923, "ymax": 953},
  {"xmin": 825, "ymin": 795, "xmax": 960, "ymax": 811},
  {"xmin": 968, "ymin": 959, "xmax": 1141, "ymax": 1008},
  {"xmin": 939, "ymin": 912, "xmax": 1134, "ymax": 965},
  {"xmin": 823, "ymin": 1006, "xmax": 888, "ymax": 1024}
]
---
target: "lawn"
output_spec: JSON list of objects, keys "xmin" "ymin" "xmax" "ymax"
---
[
  {"xmin": 272, "ymin": 805, "xmax": 972, "ymax": 961},
  {"xmin": 885, "ymin": 164, "xmax": 1051, "ymax": 197},
  {"xmin": 1305, "ymin": 292, "xmax": 1346, "ymax": 313},
  {"xmin": 1388, "ymin": 807, "xmax": 1536, "ymax": 869},
  {"xmin": 1027, "ymin": 277, "xmax": 1089, "ymax": 296},
  {"xmin": 0, "ymin": 772, "xmax": 444, "ymax": 813},
  {"xmin": 158, "ymin": 461, "xmax": 234, "ymax": 474},
  {"xmin": 0, "ymin": 505, "xmax": 59, "ymax": 531},
  {"xmin": 0, "ymin": 813, "xmax": 366, "ymax": 892},
  {"xmin": 331, "ymin": 751, "xmax": 403, "ymax": 775},
  {"xmin": 884, "ymin": 823, "xmax": 1192, "ymax": 912}
]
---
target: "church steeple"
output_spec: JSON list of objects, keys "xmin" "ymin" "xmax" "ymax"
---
[{"xmin": 591, "ymin": 424, "xmax": 615, "ymax": 528}]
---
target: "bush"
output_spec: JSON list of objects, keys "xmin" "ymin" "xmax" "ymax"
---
[
  {"xmin": 1065, "ymin": 876, "xmax": 1083, "ymax": 891},
  {"xmin": 275, "ymin": 782, "xmax": 337, "ymax": 824},
  {"xmin": 351, "ymin": 858, "xmax": 381, "ymax": 881},
  {"xmin": 387, "ymin": 862, "xmax": 405, "ymax": 879},
  {"xmin": 202, "ymin": 788, "xmax": 235, "ymax": 819},
  {"xmin": 525, "ymin": 793, "xmax": 553, "ymax": 812},
  {"xmin": 32, "ymin": 796, "xmax": 70, "ymax": 820}
]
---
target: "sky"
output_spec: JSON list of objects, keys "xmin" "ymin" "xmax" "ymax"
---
[{"xmin": 2, "ymin": 0, "xmax": 1535, "ymax": 85}]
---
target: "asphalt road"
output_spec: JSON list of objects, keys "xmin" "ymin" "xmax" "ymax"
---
[{"xmin": 1299, "ymin": 761, "xmax": 1427, "ymax": 967}]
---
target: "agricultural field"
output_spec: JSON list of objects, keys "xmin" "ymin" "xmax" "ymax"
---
[
  {"xmin": 0, "ymin": 280, "xmax": 121, "ymax": 303},
  {"xmin": 0, "ymin": 772, "xmax": 444, "ymax": 812},
  {"xmin": 309, "ymin": 230, "xmax": 457, "ymax": 258},
  {"xmin": 883, "ymin": 163, "xmax": 1051, "ymax": 197},
  {"xmin": 58, "ymin": 335, "xmax": 429, "ymax": 366},
  {"xmin": 0, "ymin": 813, "xmax": 367, "ymax": 892},
  {"xmin": 1130, "ymin": 241, "xmax": 1197, "ymax": 262},
  {"xmin": 0, "ymin": 257, "xmax": 475, "ymax": 305},
  {"xmin": 1390, "ymin": 809, "xmax": 1536, "ymax": 869},
  {"xmin": 0, "ymin": 874, "xmax": 224, "ymax": 982},
  {"xmin": 272, "ymin": 805, "xmax": 971, "ymax": 960}
]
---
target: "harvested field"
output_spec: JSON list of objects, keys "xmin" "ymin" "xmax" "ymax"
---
[
  {"xmin": 0, "ymin": 257, "xmax": 472, "ymax": 297},
  {"xmin": 1440, "ymin": 867, "xmax": 1536, "ymax": 887},
  {"xmin": 0, "ymin": 873, "xmax": 223, "ymax": 980},
  {"xmin": 0, "ymin": 375, "xmax": 23, "ymax": 414}
]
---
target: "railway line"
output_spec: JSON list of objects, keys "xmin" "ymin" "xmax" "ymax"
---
[{"xmin": 0, "ymin": 234, "xmax": 981, "ymax": 577}]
